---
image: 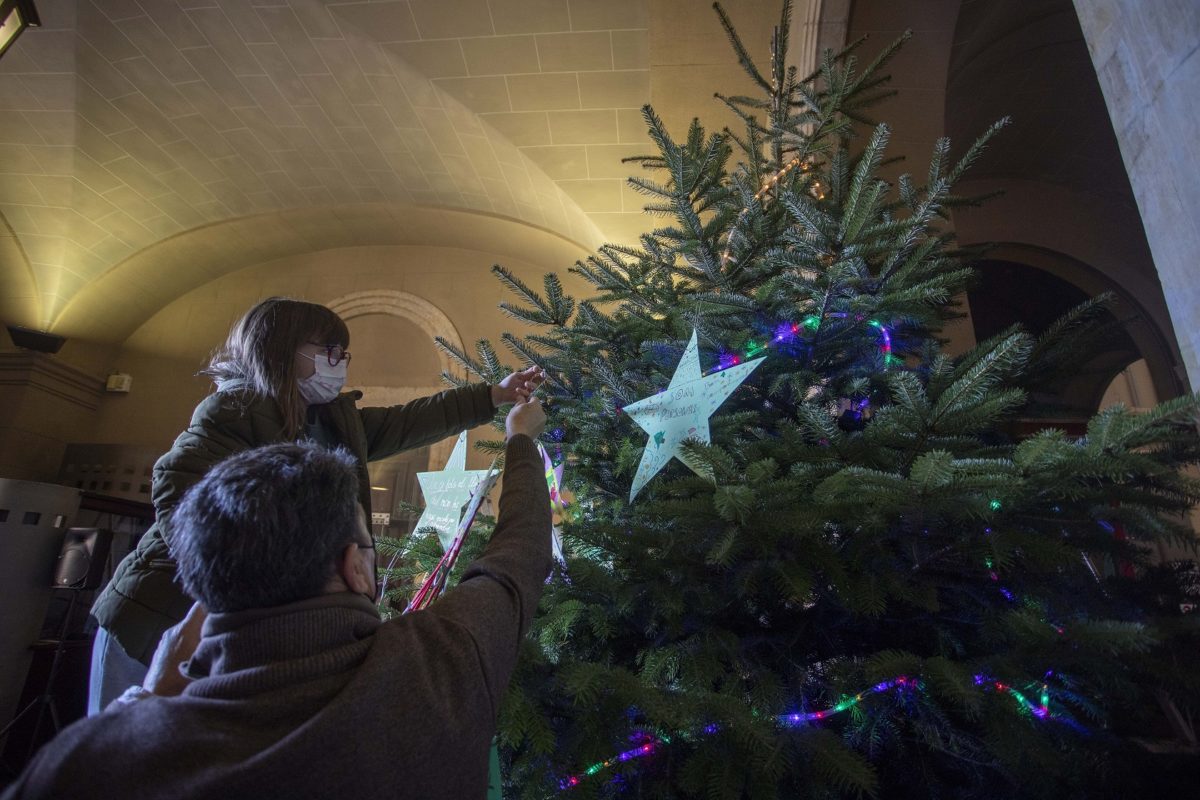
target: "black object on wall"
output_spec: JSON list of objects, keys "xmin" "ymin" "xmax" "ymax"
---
[{"xmin": 4, "ymin": 325, "xmax": 65, "ymax": 354}]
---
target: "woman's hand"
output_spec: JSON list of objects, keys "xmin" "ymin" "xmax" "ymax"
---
[{"xmin": 491, "ymin": 366, "xmax": 545, "ymax": 407}]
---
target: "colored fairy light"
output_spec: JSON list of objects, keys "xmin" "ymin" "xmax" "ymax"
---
[
  {"xmin": 989, "ymin": 499, "xmax": 1002, "ymax": 511},
  {"xmin": 972, "ymin": 673, "xmax": 1052, "ymax": 718},
  {"xmin": 557, "ymin": 666, "xmax": 1075, "ymax": 790},
  {"xmin": 876, "ymin": 323, "xmax": 893, "ymax": 356},
  {"xmin": 702, "ymin": 316, "xmax": 894, "ymax": 379},
  {"xmin": 559, "ymin": 741, "xmax": 660, "ymax": 790},
  {"xmin": 984, "ymin": 546, "xmax": 1069, "ymax": 636},
  {"xmin": 776, "ymin": 676, "xmax": 923, "ymax": 728}
]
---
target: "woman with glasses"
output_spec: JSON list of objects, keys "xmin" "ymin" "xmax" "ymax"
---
[{"xmin": 88, "ymin": 297, "xmax": 542, "ymax": 713}]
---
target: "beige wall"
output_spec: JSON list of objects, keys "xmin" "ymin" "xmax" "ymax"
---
[{"xmin": 0, "ymin": 349, "xmax": 104, "ymax": 481}]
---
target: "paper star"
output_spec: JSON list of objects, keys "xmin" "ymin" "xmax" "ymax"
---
[
  {"xmin": 415, "ymin": 432, "xmax": 490, "ymax": 551},
  {"xmin": 623, "ymin": 330, "xmax": 764, "ymax": 501}
]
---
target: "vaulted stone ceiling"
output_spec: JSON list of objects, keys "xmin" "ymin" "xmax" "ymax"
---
[{"xmin": 0, "ymin": 0, "xmax": 783, "ymax": 342}]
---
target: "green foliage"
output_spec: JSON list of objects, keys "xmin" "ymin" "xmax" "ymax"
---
[{"xmin": 413, "ymin": 2, "xmax": 1200, "ymax": 798}]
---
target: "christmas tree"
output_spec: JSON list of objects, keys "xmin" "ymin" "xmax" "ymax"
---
[{"xmin": 388, "ymin": 2, "xmax": 1200, "ymax": 797}]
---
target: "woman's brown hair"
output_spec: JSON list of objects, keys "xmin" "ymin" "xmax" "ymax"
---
[{"xmin": 203, "ymin": 297, "xmax": 350, "ymax": 439}]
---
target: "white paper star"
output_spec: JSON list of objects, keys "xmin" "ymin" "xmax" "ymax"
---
[
  {"xmin": 623, "ymin": 330, "xmax": 764, "ymax": 501},
  {"xmin": 415, "ymin": 432, "xmax": 490, "ymax": 550}
]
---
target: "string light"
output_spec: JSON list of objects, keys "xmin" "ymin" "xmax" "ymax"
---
[
  {"xmin": 721, "ymin": 154, "xmax": 813, "ymax": 268},
  {"xmin": 705, "ymin": 316, "xmax": 895, "ymax": 378},
  {"xmin": 778, "ymin": 676, "xmax": 919, "ymax": 726},
  {"xmin": 974, "ymin": 673, "xmax": 1051, "ymax": 718},
  {"xmin": 556, "ymin": 521, "xmax": 1078, "ymax": 791},
  {"xmin": 984, "ymin": 551, "xmax": 1066, "ymax": 636},
  {"xmin": 558, "ymin": 736, "xmax": 667, "ymax": 790},
  {"xmin": 558, "ymin": 672, "xmax": 1069, "ymax": 791}
]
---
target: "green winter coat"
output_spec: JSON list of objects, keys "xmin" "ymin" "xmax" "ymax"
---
[{"xmin": 91, "ymin": 382, "xmax": 496, "ymax": 664}]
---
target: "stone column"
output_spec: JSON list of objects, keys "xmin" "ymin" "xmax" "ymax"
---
[
  {"xmin": 787, "ymin": 0, "xmax": 851, "ymax": 76},
  {"xmin": 1073, "ymin": 0, "xmax": 1200, "ymax": 389}
]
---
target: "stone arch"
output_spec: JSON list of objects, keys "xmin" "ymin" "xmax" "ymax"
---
[
  {"xmin": 970, "ymin": 243, "xmax": 1185, "ymax": 409},
  {"xmin": 325, "ymin": 289, "xmax": 467, "ymax": 471},
  {"xmin": 325, "ymin": 289, "xmax": 465, "ymax": 382}
]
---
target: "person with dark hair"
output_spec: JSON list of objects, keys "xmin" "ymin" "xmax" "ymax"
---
[
  {"xmin": 3, "ymin": 398, "xmax": 551, "ymax": 800},
  {"xmin": 88, "ymin": 296, "xmax": 544, "ymax": 713},
  {"xmin": 172, "ymin": 442, "xmax": 368, "ymax": 613}
]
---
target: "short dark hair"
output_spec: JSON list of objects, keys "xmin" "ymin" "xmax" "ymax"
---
[{"xmin": 173, "ymin": 442, "xmax": 362, "ymax": 613}]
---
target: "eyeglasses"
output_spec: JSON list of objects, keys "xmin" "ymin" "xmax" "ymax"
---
[{"xmin": 308, "ymin": 343, "xmax": 351, "ymax": 367}]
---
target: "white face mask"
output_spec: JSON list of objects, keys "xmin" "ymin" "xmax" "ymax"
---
[{"xmin": 297, "ymin": 354, "xmax": 347, "ymax": 405}]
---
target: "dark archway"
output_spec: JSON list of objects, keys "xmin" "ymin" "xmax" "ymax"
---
[
  {"xmin": 941, "ymin": 0, "xmax": 1187, "ymax": 406},
  {"xmin": 968, "ymin": 259, "xmax": 1143, "ymax": 414}
]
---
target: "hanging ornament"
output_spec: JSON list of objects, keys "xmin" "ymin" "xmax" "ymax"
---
[
  {"xmin": 540, "ymin": 442, "xmax": 568, "ymax": 514},
  {"xmin": 623, "ymin": 330, "xmax": 764, "ymax": 501},
  {"xmin": 835, "ymin": 396, "xmax": 873, "ymax": 432},
  {"xmin": 414, "ymin": 432, "xmax": 491, "ymax": 550},
  {"xmin": 539, "ymin": 442, "xmax": 569, "ymax": 565}
]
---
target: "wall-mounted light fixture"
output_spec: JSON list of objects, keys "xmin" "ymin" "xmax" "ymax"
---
[
  {"xmin": 6, "ymin": 324, "xmax": 65, "ymax": 353},
  {"xmin": 0, "ymin": 0, "xmax": 40, "ymax": 61}
]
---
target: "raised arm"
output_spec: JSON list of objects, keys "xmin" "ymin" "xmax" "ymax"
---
[
  {"xmin": 424, "ymin": 398, "xmax": 552, "ymax": 712},
  {"xmin": 358, "ymin": 367, "xmax": 545, "ymax": 461},
  {"xmin": 358, "ymin": 383, "xmax": 495, "ymax": 461}
]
